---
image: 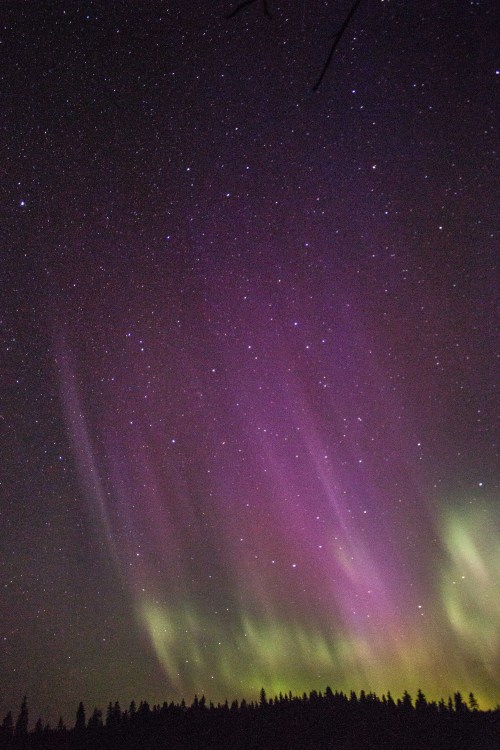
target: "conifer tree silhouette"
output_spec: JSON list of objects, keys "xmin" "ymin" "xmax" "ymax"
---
[
  {"xmin": 415, "ymin": 689, "xmax": 427, "ymax": 711},
  {"xmin": 74, "ymin": 702, "xmax": 86, "ymax": 732},
  {"xmin": 469, "ymin": 692, "xmax": 479, "ymax": 711},
  {"xmin": 1, "ymin": 711, "xmax": 13, "ymax": 742},
  {"xmin": 14, "ymin": 696, "xmax": 28, "ymax": 738}
]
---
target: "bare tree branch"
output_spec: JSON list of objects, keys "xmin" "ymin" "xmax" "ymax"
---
[
  {"xmin": 226, "ymin": 0, "xmax": 272, "ymax": 21},
  {"xmin": 313, "ymin": 0, "xmax": 365, "ymax": 91},
  {"xmin": 226, "ymin": 0, "xmax": 364, "ymax": 90}
]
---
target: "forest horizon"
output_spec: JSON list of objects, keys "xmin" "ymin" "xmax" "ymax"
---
[{"xmin": 2, "ymin": 683, "xmax": 498, "ymax": 750}]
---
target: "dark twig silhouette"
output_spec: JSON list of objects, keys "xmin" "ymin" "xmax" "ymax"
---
[
  {"xmin": 313, "ymin": 0, "xmax": 365, "ymax": 90},
  {"xmin": 226, "ymin": 0, "xmax": 272, "ymax": 20},
  {"xmin": 226, "ymin": 0, "xmax": 366, "ymax": 91}
]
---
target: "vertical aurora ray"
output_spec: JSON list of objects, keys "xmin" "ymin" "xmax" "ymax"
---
[
  {"xmin": 53, "ymin": 269, "xmax": 499, "ymax": 707},
  {"xmin": 440, "ymin": 504, "xmax": 500, "ymax": 693}
]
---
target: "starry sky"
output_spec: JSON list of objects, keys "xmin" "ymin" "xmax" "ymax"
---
[{"xmin": 1, "ymin": 0, "xmax": 499, "ymax": 726}]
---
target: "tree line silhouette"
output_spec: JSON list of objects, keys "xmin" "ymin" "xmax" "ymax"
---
[{"xmin": 1, "ymin": 687, "xmax": 498, "ymax": 749}]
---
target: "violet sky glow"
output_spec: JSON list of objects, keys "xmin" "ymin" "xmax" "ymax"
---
[
  {"xmin": 53, "ymin": 252, "xmax": 498, "ymax": 709},
  {"xmin": 1, "ymin": 0, "xmax": 498, "ymax": 725}
]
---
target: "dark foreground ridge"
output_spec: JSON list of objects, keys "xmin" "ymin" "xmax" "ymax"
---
[{"xmin": 2, "ymin": 688, "xmax": 498, "ymax": 750}]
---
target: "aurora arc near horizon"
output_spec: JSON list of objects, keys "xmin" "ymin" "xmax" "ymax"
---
[{"xmin": 54, "ymin": 268, "xmax": 499, "ymax": 708}]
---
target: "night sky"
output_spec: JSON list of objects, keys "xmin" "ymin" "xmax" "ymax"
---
[{"xmin": 1, "ymin": 0, "xmax": 498, "ymax": 726}]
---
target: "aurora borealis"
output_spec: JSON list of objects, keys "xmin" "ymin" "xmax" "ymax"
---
[{"xmin": 1, "ymin": 0, "xmax": 498, "ymax": 727}]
